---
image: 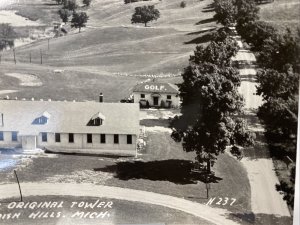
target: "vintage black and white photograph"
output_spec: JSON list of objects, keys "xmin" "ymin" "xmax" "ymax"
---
[{"xmin": 0, "ymin": 0, "xmax": 299, "ymax": 224}]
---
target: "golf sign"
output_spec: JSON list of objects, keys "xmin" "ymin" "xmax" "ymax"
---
[{"xmin": 144, "ymin": 85, "xmax": 166, "ymax": 92}]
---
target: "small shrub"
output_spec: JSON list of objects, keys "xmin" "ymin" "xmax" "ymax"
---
[{"xmin": 180, "ymin": 1, "xmax": 186, "ymax": 8}]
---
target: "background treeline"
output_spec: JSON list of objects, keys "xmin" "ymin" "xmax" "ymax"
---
[{"xmin": 214, "ymin": 0, "xmax": 299, "ymax": 209}]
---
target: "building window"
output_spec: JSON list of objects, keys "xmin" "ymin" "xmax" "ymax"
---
[
  {"xmin": 167, "ymin": 95, "xmax": 171, "ymax": 100},
  {"xmin": 12, "ymin": 131, "xmax": 18, "ymax": 142},
  {"xmin": 127, "ymin": 135, "xmax": 132, "ymax": 144},
  {"xmin": 0, "ymin": 131, "xmax": 3, "ymax": 141},
  {"xmin": 141, "ymin": 94, "xmax": 145, "ymax": 98},
  {"xmin": 42, "ymin": 132, "xmax": 47, "ymax": 142},
  {"xmin": 87, "ymin": 112, "xmax": 105, "ymax": 126},
  {"xmin": 55, "ymin": 133, "xmax": 61, "ymax": 143},
  {"xmin": 114, "ymin": 134, "xmax": 119, "ymax": 144},
  {"xmin": 100, "ymin": 134, "xmax": 106, "ymax": 144},
  {"xmin": 87, "ymin": 134, "xmax": 92, "ymax": 143},
  {"xmin": 87, "ymin": 118, "xmax": 103, "ymax": 126},
  {"xmin": 69, "ymin": 133, "xmax": 74, "ymax": 143}
]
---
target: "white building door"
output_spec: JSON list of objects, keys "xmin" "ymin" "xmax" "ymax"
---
[
  {"xmin": 22, "ymin": 136, "xmax": 37, "ymax": 150},
  {"xmin": 153, "ymin": 96, "xmax": 159, "ymax": 106}
]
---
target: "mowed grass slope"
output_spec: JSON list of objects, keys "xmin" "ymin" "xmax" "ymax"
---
[
  {"xmin": 0, "ymin": 62, "xmax": 144, "ymax": 101},
  {"xmin": 3, "ymin": 0, "xmax": 218, "ymax": 75},
  {"xmin": 259, "ymin": 0, "xmax": 300, "ymax": 32},
  {"xmin": 5, "ymin": 27, "xmax": 193, "ymax": 74},
  {"xmin": 87, "ymin": 0, "xmax": 216, "ymax": 31}
]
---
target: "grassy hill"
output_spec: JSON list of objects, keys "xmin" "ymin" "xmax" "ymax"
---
[
  {"xmin": 259, "ymin": 0, "xmax": 300, "ymax": 33},
  {"xmin": 0, "ymin": 62, "xmax": 181, "ymax": 102},
  {"xmin": 3, "ymin": 0, "xmax": 298, "ymax": 76},
  {"xmin": 3, "ymin": 0, "xmax": 217, "ymax": 75}
]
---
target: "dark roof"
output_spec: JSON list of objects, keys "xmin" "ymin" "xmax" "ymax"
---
[
  {"xmin": 0, "ymin": 100, "xmax": 139, "ymax": 135},
  {"xmin": 132, "ymin": 82, "xmax": 179, "ymax": 94}
]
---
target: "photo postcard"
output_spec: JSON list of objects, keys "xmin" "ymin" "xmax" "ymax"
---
[{"xmin": 0, "ymin": 0, "xmax": 299, "ymax": 224}]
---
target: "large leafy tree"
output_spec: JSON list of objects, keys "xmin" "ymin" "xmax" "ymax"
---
[
  {"xmin": 256, "ymin": 67, "xmax": 298, "ymax": 209},
  {"xmin": 238, "ymin": 21, "xmax": 277, "ymax": 51},
  {"xmin": 214, "ymin": 0, "xmax": 237, "ymax": 26},
  {"xmin": 171, "ymin": 37, "xmax": 254, "ymax": 174},
  {"xmin": 256, "ymin": 68, "xmax": 299, "ymax": 159},
  {"xmin": 71, "ymin": 12, "xmax": 89, "ymax": 33},
  {"xmin": 257, "ymin": 29, "xmax": 300, "ymax": 72},
  {"xmin": 63, "ymin": 0, "xmax": 78, "ymax": 11},
  {"xmin": 235, "ymin": 0, "xmax": 259, "ymax": 27},
  {"xmin": 131, "ymin": 5, "xmax": 160, "ymax": 27},
  {"xmin": 0, "ymin": 24, "xmax": 17, "ymax": 51},
  {"xmin": 213, "ymin": 0, "xmax": 259, "ymax": 29},
  {"xmin": 58, "ymin": 8, "xmax": 72, "ymax": 23}
]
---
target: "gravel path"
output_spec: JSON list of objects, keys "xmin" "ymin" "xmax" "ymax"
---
[{"xmin": 241, "ymin": 158, "xmax": 290, "ymax": 216}]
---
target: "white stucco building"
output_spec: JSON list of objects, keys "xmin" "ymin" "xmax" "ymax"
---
[
  {"xmin": 0, "ymin": 100, "xmax": 140, "ymax": 156},
  {"xmin": 132, "ymin": 81, "xmax": 180, "ymax": 108}
]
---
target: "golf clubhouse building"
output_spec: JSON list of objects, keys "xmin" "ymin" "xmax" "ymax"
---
[
  {"xmin": 0, "ymin": 100, "xmax": 140, "ymax": 156},
  {"xmin": 132, "ymin": 81, "xmax": 180, "ymax": 108}
]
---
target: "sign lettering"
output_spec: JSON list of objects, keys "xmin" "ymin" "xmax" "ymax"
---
[{"xmin": 144, "ymin": 85, "xmax": 165, "ymax": 91}]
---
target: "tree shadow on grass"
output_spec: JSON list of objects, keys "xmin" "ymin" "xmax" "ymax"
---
[
  {"xmin": 202, "ymin": 3, "xmax": 214, "ymax": 11},
  {"xmin": 195, "ymin": 18, "xmax": 216, "ymax": 25},
  {"xmin": 202, "ymin": 8, "xmax": 215, "ymax": 13},
  {"xmin": 185, "ymin": 33, "xmax": 212, "ymax": 44},
  {"xmin": 94, "ymin": 160, "xmax": 222, "ymax": 185},
  {"xmin": 186, "ymin": 27, "xmax": 216, "ymax": 36}
]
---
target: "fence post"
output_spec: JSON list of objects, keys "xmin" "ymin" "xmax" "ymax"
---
[
  {"xmin": 40, "ymin": 49, "xmax": 42, "ymax": 64},
  {"xmin": 13, "ymin": 48, "xmax": 16, "ymax": 64}
]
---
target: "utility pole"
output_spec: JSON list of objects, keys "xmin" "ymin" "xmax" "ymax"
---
[
  {"xmin": 13, "ymin": 48, "xmax": 16, "ymax": 64},
  {"xmin": 14, "ymin": 170, "xmax": 23, "ymax": 202},
  {"xmin": 40, "ymin": 49, "xmax": 42, "ymax": 64},
  {"xmin": 205, "ymin": 175, "xmax": 211, "ymax": 199}
]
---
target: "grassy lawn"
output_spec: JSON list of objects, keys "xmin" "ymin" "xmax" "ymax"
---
[
  {"xmin": 0, "ymin": 196, "xmax": 211, "ymax": 224},
  {"xmin": 0, "ymin": 62, "xmax": 184, "ymax": 102},
  {"xmin": 1, "ymin": 0, "xmax": 218, "ymax": 75},
  {"xmin": 0, "ymin": 108, "xmax": 251, "ymax": 215},
  {"xmin": 3, "ymin": 27, "xmax": 194, "ymax": 75},
  {"xmin": 259, "ymin": 0, "xmax": 300, "ymax": 33},
  {"xmin": 0, "ymin": 62, "xmax": 144, "ymax": 102}
]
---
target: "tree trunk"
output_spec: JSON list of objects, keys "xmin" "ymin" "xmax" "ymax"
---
[
  {"xmin": 79, "ymin": 27, "xmax": 81, "ymax": 33},
  {"xmin": 207, "ymin": 159, "xmax": 211, "ymax": 173},
  {"xmin": 144, "ymin": 22, "xmax": 147, "ymax": 27}
]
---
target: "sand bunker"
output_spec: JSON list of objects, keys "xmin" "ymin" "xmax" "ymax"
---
[
  {"xmin": 0, "ymin": 10, "xmax": 42, "ymax": 26},
  {"xmin": 5, "ymin": 73, "xmax": 43, "ymax": 87}
]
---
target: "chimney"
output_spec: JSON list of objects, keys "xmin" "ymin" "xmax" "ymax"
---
[{"xmin": 99, "ymin": 93, "xmax": 103, "ymax": 103}]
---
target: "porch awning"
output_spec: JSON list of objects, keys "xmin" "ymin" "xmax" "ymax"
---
[{"xmin": 151, "ymin": 93, "xmax": 161, "ymax": 97}]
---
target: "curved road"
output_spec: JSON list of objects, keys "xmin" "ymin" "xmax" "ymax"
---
[{"xmin": 0, "ymin": 182, "xmax": 239, "ymax": 225}]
